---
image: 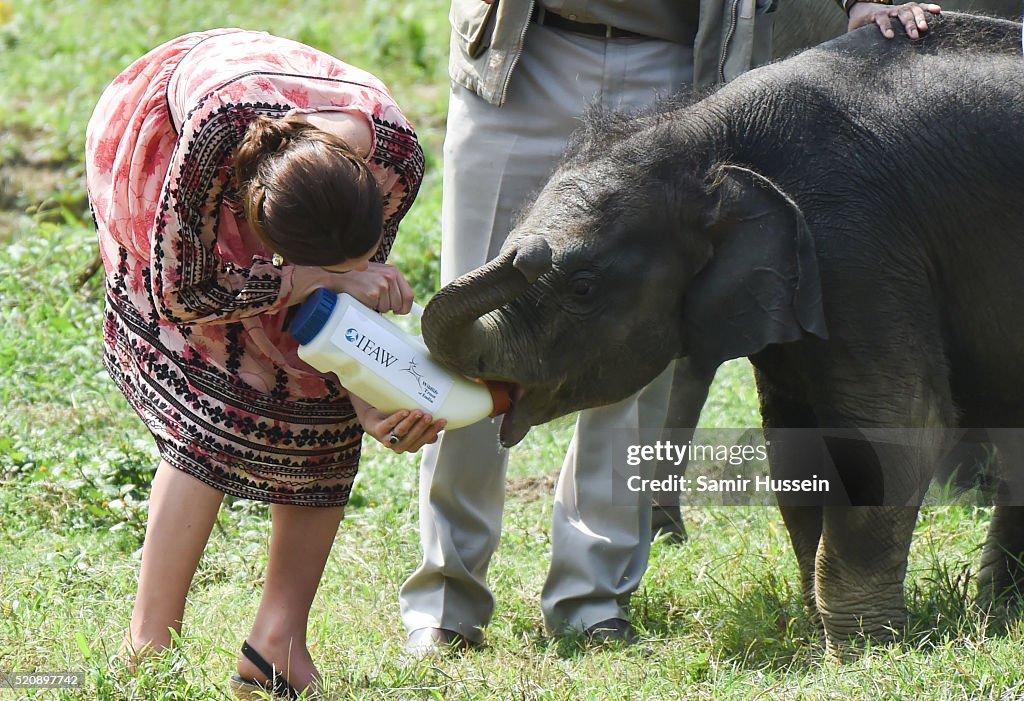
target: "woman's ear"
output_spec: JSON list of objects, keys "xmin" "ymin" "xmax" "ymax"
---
[{"xmin": 681, "ymin": 164, "xmax": 828, "ymax": 375}]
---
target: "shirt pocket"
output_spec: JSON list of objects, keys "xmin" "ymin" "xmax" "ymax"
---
[{"xmin": 450, "ymin": 0, "xmax": 499, "ymax": 59}]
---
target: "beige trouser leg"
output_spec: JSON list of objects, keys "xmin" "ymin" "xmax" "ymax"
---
[
  {"xmin": 400, "ymin": 24, "xmax": 695, "ymax": 641},
  {"xmin": 541, "ymin": 364, "xmax": 676, "ymax": 632}
]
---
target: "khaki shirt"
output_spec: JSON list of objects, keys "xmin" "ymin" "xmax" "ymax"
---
[{"xmin": 448, "ymin": 0, "xmax": 777, "ymax": 106}]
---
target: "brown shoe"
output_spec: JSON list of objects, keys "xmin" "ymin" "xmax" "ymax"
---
[
  {"xmin": 583, "ymin": 618, "xmax": 639, "ymax": 646},
  {"xmin": 404, "ymin": 627, "xmax": 480, "ymax": 659}
]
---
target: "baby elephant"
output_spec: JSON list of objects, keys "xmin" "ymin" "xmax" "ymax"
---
[{"xmin": 420, "ymin": 13, "xmax": 1024, "ymax": 651}]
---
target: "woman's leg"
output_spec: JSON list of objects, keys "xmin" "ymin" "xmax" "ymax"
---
[
  {"xmin": 236, "ymin": 503, "xmax": 344, "ymax": 691},
  {"xmin": 126, "ymin": 460, "xmax": 225, "ymax": 658}
]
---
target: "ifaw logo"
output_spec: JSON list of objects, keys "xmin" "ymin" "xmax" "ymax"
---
[{"xmin": 345, "ymin": 329, "xmax": 398, "ymax": 368}]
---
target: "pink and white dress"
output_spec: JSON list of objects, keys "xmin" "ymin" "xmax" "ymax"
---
[{"xmin": 85, "ymin": 29, "xmax": 424, "ymax": 506}]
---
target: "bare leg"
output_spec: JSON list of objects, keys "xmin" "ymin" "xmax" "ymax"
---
[
  {"xmin": 126, "ymin": 460, "xmax": 225, "ymax": 659},
  {"xmin": 236, "ymin": 503, "xmax": 344, "ymax": 692}
]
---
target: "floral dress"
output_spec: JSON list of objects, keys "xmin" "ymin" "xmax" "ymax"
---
[{"xmin": 85, "ymin": 29, "xmax": 424, "ymax": 506}]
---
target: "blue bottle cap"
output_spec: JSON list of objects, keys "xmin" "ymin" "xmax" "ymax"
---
[{"xmin": 288, "ymin": 288, "xmax": 337, "ymax": 345}]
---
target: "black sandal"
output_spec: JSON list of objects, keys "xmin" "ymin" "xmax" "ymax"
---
[{"xmin": 229, "ymin": 641, "xmax": 301, "ymax": 700}]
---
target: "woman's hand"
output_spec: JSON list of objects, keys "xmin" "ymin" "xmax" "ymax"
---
[
  {"xmin": 848, "ymin": 2, "xmax": 941, "ymax": 39},
  {"xmin": 327, "ymin": 262, "xmax": 415, "ymax": 314},
  {"xmin": 351, "ymin": 396, "xmax": 446, "ymax": 454}
]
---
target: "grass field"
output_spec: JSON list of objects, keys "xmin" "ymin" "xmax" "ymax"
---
[{"xmin": 2, "ymin": 1, "xmax": 1023, "ymax": 699}]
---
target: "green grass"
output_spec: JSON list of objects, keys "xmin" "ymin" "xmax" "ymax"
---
[{"xmin": 2, "ymin": 1, "xmax": 1023, "ymax": 699}]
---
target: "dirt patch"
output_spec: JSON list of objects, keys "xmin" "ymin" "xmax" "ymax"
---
[
  {"xmin": 0, "ymin": 125, "xmax": 88, "ymax": 243},
  {"xmin": 0, "ymin": 161, "xmax": 80, "ymax": 245},
  {"xmin": 0, "ymin": 210, "xmax": 30, "ymax": 243},
  {"xmin": 506, "ymin": 471, "xmax": 558, "ymax": 502},
  {"xmin": 0, "ymin": 161, "xmax": 72, "ymax": 210}
]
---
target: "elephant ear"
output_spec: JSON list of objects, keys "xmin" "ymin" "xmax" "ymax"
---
[{"xmin": 681, "ymin": 164, "xmax": 828, "ymax": 375}]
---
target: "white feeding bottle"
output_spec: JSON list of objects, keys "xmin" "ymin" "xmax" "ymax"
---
[{"xmin": 289, "ymin": 289, "xmax": 511, "ymax": 429}]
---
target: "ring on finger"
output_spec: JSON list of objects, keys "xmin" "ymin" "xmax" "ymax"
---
[{"xmin": 388, "ymin": 433, "xmax": 402, "ymax": 446}]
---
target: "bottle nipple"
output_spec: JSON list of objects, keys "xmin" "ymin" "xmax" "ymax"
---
[{"xmin": 484, "ymin": 381, "xmax": 513, "ymax": 417}]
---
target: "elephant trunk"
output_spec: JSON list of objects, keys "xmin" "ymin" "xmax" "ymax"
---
[{"xmin": 422, "ymin": 235, "xmax": 552, "ymax": 377}]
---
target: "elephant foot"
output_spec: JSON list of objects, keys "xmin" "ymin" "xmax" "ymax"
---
[
  {"xmin": 811, "ymin": 585, "xmax": 909, "ymax": 654},
  {"xmin": 976, "ymin": 566, "xmax": 1024, "ymax": 608},
  {"xmin": 975, "ymin": 568, "xmax": 1024, "ymax": 631},
  {"xmin": 975, "ymin": 505, "xmax": 1024, "ymax": 624},
  {"xmin": 818, "ymin": 603, "xmax": 907, "ymax": 657}
]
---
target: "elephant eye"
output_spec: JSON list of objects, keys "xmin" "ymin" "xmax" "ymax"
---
[{"xmin": 570, "ymin": 272, "xmax": 596, "ymax": 299}]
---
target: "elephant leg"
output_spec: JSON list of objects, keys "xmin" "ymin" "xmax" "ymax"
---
[
  {"xmin": 769, "ymin": 429, "xmax": 826, "ymax": 629},
  {"xmin": 804, "ymin": 321, "xmax": 959, "ymax": 651},
  {"xmin": 755, "ymin": 368, "xmax": 823, "ymax": 628},
  {"xmin": 816, "ymin": 397, "xmax": 957, "ymax": 651},
  {"xmin": 932, "ymin": 429, "xmax": 995, "ymax": 499},
  {"xmin": 976, "ymin": 506, "xmax": 1024, "ymax": 613},
  {"xmin": 780, "ymin": 505, "xmax": 823, "ymax": 630},
  {"xmin": 976, "ymin": 429, "xmax": 1024, "ymax": 615},
  {"xmin": 816, "ymin": 505, "xmax": 922, "ymax": 650},
  {"xmin": 650, "ymin": 501, "xmax": 687, "ymax": 542},
  {"xmin": 811, "ymin": 425, "xmax": 954, "ymax": 650},
  {"xmin": 812, "ymin": 415, "xmax": 953, "ymax": 651},
  {"xmin": 651, "ymin": 359, "xmax": 713, "ymax": 543}
]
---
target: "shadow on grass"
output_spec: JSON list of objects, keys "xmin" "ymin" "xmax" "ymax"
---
[
  {"xmin": 508, "ymin": 554, "xmax": 1024, "ymax": 677},
  {"xmin": 501, "ymin": 569, "xmax": 818, "ymax": 671}
]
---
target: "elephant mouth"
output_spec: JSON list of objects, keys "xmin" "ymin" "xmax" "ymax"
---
[
  {"xmin": 497, "ymin": 382, "xmax": 566, "ymax": 448},
  {"xmin": 498, "ymin": 383, "xmax": 530, "ymax": 447}
]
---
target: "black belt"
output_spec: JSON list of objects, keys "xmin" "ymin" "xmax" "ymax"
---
[{"xmin": 530, "ymin": 7, "xmax": 646, "ymax": 40}]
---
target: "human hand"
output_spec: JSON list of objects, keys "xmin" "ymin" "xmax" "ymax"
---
[
  {"xmin": 848, "ymin": 2, "xmax": 941, "ymax": 39},
  {"xmin": 352, "ymin": 397, "xmax": 447, "ymax": 454},
  {"xmin": 327, "ymin": 262, "xmax": 415, "ymax": 314}
]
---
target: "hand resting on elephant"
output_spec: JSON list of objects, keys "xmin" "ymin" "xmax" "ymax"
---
[
  {"xmin": 848, "ymin": 1, "xmax": 942, "ymax": 40},
  {"xmin": 773, "ymin": 0, "xmax": 1018, "ymax": 59},
  {"xmin": 419, "ymin": 13, "xmax": 1024, "ymax": 653}
]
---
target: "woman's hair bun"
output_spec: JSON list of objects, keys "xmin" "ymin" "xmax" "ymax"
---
[{"xmin": 236, "ymin": 116, "xmax": 306, "ymax": 185}]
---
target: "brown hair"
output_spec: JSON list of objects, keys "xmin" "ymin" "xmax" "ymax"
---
[{"xmin": 235, "ymin": 115, "xmax": 383, "ymax": 266}]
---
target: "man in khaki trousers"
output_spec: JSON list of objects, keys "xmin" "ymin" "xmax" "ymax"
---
[{"xmin": 399, "ymin": 0, "xmax": 775, "ymax": 655}]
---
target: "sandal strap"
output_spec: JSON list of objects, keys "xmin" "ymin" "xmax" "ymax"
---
[{"xmin": 240, "ymin": 641, "xmax": 300, "ymax": 699}]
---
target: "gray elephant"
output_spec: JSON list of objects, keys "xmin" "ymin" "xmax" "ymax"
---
[
  {"xmin": 772, "ymin": 0, "xmax": 1019, "ymax": 58},
  {"xmin": 650, "ymin": 0, "xmax": 1023, "ymax": 539},
  {"xmin": 419, "ymin": 14, "xmax": 1024, "ymax": 651}
]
